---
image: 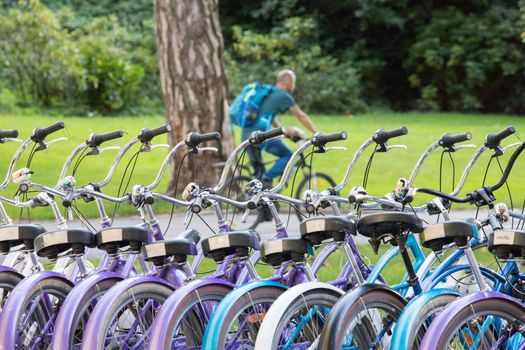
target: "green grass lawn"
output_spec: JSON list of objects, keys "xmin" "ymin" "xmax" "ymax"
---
[{"xmin": 1, "ymin": 112, "xmax": 525, "ymax": 222}]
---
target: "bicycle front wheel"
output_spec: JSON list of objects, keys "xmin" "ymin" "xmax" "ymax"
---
[
  {"xmin": 255, "ymin": 282, "xmax": 343, "ymax": 350},
  {"xmin": 203, "ymin": 285, "xmax": 286, "ymax": 350},
  {"xmin": 150, "ymin": 283, "xmax": 233, "ymax": 349},
  {"xmin": 318, "ymin": 284, "xmax": 407, "ymax": 350},
  {"xmin": 82, "ymin": 281, "xmax": 173, "ymax": 349},
  {"xmin": 421, "ymin": 293, "xmax": 525, "ymax": 349}
]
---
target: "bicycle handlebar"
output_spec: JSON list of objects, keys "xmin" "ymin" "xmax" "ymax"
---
[
  {"xmin": 311, "ymin": 131, "xmax": 347, "ymax": 147},
  {"xmin": 250, "ymin": 127, "xmax": 285, "ymax": 145},
  {"xmin": 439, "ymin": 132, "xmax": 472, "ymax": 148},
  {"xmin": 406, "ymin": 141, "xmax": 525, "ymax": 205},
  {"xmin": 87, "ymin": 130, "xmax": 124, "ymax": 147},
  {"xmin": 373, "ymin": 127, "xmax": 408, "ymax": 144},
  {"xmin": 485, "ymin": 126, "xmax": 516, "ymax": 149},
  {"xmin": 137, "ymin": 125, "xmax": 170, "ymax": 143},
  {"xmin": 31, "ymin": 122, "xmax": 65, "ymax": 143},
  {"xmin": 0, "ymin": 130, "xmax": 19, "ymax": 139},
  {"xmin": 185, "ymin": 132, "xmax": 221, "ymax": 148}
]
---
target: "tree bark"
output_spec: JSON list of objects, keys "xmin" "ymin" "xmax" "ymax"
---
[{"xmin": 154, "ymin": 0, "xmax": 233, "ymax": 195}]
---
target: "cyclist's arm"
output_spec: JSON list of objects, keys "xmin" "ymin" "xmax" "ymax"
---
[{"xmin": 289, "ymin": 105, "xmax": 316, "ymax": 134}]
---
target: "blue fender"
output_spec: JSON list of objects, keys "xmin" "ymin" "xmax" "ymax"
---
[
  {"xmin": 51, "ymin": 272, "xmax": 123, "ymax": 350},
  {"xmin": 81, "ymin": 275, "xmax": 175, "ymax": 350},
  {"xmin": 149, "ymin": 278, "xmax": 235, "ymax": 349},
  {"xmin": 202, "ymin": 280, "xmax": 288, "ymax": 350},
  {"xmin": 0, "ymin": 271, "xmax": 74, "ymax": 348},
  {"xmin": 423, "ymin": 264, "xmax": 506, "ymax": 291},
  {"xmin": 390, "ymin": 288, "xmax": 460, "ymax": 349}
]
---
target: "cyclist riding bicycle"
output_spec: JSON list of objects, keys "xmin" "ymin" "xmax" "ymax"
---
[{"xmin": 236, "ymin": 69, "xmax": 317, "ymax": 189}]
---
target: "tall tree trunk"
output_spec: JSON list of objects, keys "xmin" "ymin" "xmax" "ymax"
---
[{"xmin": 154, "ymin": 0, "xmax": 233, "ymax": 195}]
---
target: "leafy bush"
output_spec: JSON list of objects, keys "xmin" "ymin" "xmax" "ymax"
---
[
  {"xmin": 227, "ymin": 17, "xmax": 367, "ymax": 113},
  {"xmin": 0, "ymin": 0, "xmax": 79, "ymax": 106},
  {"xmin": 0, "ymin": 0, "xmax": 147, "ymax": 114},
  {"xmin": 407, "ymin": 6, "xmax": 525, "ymax": 114},
  {"xmin": 73, "ymin": 16, "xmax": 145, "ymax": 113}
]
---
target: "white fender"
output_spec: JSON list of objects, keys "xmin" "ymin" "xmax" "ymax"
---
[{"xmin": 254, "ymin": 282, "xmax": 343, "ymax": 350}]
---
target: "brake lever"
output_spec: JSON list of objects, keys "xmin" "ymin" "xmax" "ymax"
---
[
  {"xmin": 385, "ymin": 145, "xmax": 407, "ymax": 151},
  {"xmin": 149, "ymin": 144, "xmax": 170, "ymax": 150},
  {"xmin": 97, "ymin": 146, "xmax": 121, "ymax": 153},
  {"xmin": 324, "ymin": 146, "xmax": 347, "ymax": 152},
  {"xmin": 2, "ymin": 138, "xmax": 23, "ymax": 143},
  {"xmin": 241, "ymin": 208, "xmax": 251, "ymax": 223},
  {"xmin": 183, "ymin": 210, "xmax": 192, "ymax": 226},
  {"xmin": 45, "ymin": 137, "xmax": 68, "ymax": 146},
  {"xmin": 197, "ymin": 147, "xmax": 219, "ymax": 153},
  {"xmin": 454, "ymin": 144, "xmax": 477, "ymax": 150},
  {"xmin": 501, "ymin": 142, "xmax": 521, "ymax": 153}
]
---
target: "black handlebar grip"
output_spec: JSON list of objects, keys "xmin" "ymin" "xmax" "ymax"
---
[
  {"xmin": 185, "ymin": 131, "xmax": 221, "ymax": 148},
  {"xmin": 31, "ymin": 121, "xmax": 65, "ymax": 142},
  {"xmin": 89, "ymin": 130, "xmax": 124, "ymax": 147},
  {"xmin": 62, "ymin": 191, "xmax": 75, "ymax": 208},
  {"xmin": 439, "ymin": 132, "xmax": 472, "ymax": 148},
  {"xmin": 313, "ymin": 131, "xmax": 348, "ymax": 147},
  {"xmin": 485, "ymin": 126, "xmax": 516, "ymax": 148},
  {"xmin": 137, "ymin": 125, "xmax": 170, "ymax": 143},
  {"xmin": 0, "ymin": 130, "xmax": 18, "ymax": 139},
  {"xmin": 373, "ymin": 127, "xmax": 408, "ymax": 144},
  {"xmin": 252, "ymin": 127, "xmax": 285, "ymax": 144}
]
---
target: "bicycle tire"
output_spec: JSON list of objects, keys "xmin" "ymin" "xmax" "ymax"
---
[
  {"xmin": 399, "ymin": 292, "xmax": 459, "ymax": 350},
  {"xmin": 0, "ymin": 271, "xmax": 22, "ymax": 312},
  {"xmin": 211, "ymin": 285, "xmax": 285, "ymax": 349},
  {"xmin": 153, "ymin": 283, "xmax": 233, "ymax": 349},
  {"xmin": 255, "ymin": 282, "xmax": 343, "ymax": 349},
  {"xmin": 319, "ymin": 284, "xmax": 407, "ymax": 349},
  {"xmin": 0, "ymin": 276, "xmax": 72, "ymax": 349},
  {"xmin": 84, "ymin": 281, "xmax": 173, "ymax": 349},
  {"xmin": 60, "ymin": 278, "xmax": 121, "ymax": 349},
  {"xmin": 429, "ymin": 296, "xmax": 525, "ymax": 349}
]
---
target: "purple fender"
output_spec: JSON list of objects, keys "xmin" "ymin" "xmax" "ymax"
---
[
  {"xmin": 0, "ymin": 271, "xmax": 73, "ymax": 348},
  {"xmin": 50, "ymin": 272, "xmax": 123, "ymax": 350},
  {"xmin": 0, "ymin": 264, "xmax": 23, "ymax": 278},
  {"xmin": 148, "ymin": 278, "xmax": 235, "ymax": 349},
  {"xmin": 81, "ymin": 275, "xmax": 175, "ymax": 350},
  {"xmin": 420, "ymin": 291, "xmax": 525, "ymax": 349}
]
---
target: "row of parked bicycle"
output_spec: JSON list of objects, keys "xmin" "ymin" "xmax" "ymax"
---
[{"xmin": 0, "ymin": 121, "xmax": 523, "ymax": 349}]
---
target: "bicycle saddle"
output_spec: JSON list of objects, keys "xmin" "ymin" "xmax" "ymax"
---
[
  {"xmin": 357, "ymin": 212, "xmax": 423, "ymax": 238},
  {"xmin": 261, "ymin": 238, "xmax": 314, "ymax": 267},
  {"xmin": 142, "ymin": 239, "xmax": 198, "ymax": 266},
  {"xmin": 0, "ymin": 224, "xmax": 46, "ymax": 253},
  {"xmin": 488, "ymin": 229, "xmax": 525, "ymax": 259},
  {"xmin": 174, "ymin": 228, "xmax": 200, "ymax": 244},
  {"xmin": 201, "ymin": 231, "xmax": 260, "ymax": 262},
  {"xmin": 300, "ymin": 215, "xmax": 357, "ymax": 245},
  {"xmin": 34, "ymin": 228, "xmax": 96, "ymax": 259},
  {"xmin": 96, "ymin": 225, "xmax": 150, "ymax": 254},
  {"xmin": 419, "ymin": 220, "xmax": 476, "ymax": 252}
]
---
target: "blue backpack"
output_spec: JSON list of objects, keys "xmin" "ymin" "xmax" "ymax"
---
[{"xmin": 230, "ymin": 82, "xmax": 274, "ymax": 128}]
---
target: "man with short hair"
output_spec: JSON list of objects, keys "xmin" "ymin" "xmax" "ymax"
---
[{"xmin": 241, "ymin": 69, "xmax": 317, "ymax": 188}]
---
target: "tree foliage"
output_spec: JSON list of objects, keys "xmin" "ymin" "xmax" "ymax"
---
[
  {"xmin": 1, "ymin": 0, "xmax": 524, "ymax": 115},
  {"xmin": 0, "ymin": 0, "xmax": 148, "ymax": 114}
]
